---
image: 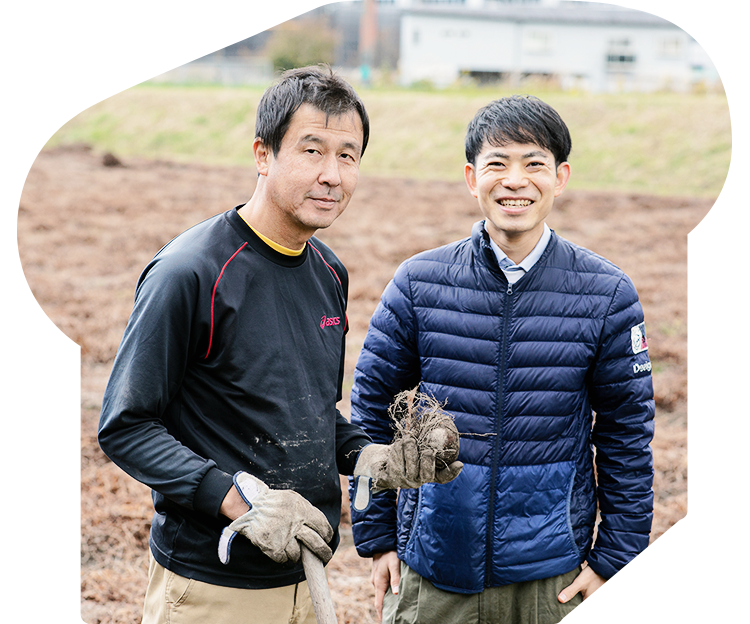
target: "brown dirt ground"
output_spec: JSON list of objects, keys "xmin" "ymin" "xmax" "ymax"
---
[{"xmin": 17, "ymin": 144, "xmax": 706, "ymax": 624}]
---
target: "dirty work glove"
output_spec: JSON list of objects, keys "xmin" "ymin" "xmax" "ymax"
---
[
  {"xmin": 351, "ymin": 430, "xmax": 463, "ymax": 512},
  {"xmin": 218, "ymin": 471, "xmax": 334, "ymax": 565}
]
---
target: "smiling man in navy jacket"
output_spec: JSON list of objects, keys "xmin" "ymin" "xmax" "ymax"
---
[{"xmin": 350, "ymin": 95, "xmax": 655, "ymax": 624}]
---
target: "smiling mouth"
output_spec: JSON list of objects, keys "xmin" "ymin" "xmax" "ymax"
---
[{"xmin": 497, "ymin": 199, "xmax": 533, "ymax": 207}]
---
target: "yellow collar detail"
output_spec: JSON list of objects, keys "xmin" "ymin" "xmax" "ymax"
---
[{"xmin": 239, "ymin": 213, "xmax": 306, "ymax": 256}]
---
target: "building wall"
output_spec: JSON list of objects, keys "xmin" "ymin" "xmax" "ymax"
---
[
  {"xmin": 399, "ymin": 11, "xmax": 716, "ymax": 91},
  {"xmin": 356, "ymin": 0, "xmax": 732, "ymax": 84}
]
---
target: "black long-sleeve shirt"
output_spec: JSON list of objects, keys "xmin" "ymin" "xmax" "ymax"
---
[{"xmin": 99, "ymin": 207, "xmax": 370, "ymax": 589}]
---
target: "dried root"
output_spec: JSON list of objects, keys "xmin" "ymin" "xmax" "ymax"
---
[{"xmin": 388, "ymin": 388, "xmax": 460, "ymax": 468}]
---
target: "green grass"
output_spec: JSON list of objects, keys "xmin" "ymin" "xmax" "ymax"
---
[{"xmin": 46, "ymin": 83, "xmax": 731, "ymax": 198}]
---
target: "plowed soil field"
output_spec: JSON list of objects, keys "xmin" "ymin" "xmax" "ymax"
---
[{"xmin": 17, "ymin": 144, "xmax": 707, "ymax": 623}]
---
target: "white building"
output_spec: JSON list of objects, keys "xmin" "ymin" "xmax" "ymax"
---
[
  {"xmin": 338, "ymin": 0, "xmax": 732, "ymax": 84},
  {"xmin": 524, "ymin": 0, "xmax": 732, "ymax": 83},
  {"xmin": 396, "ymin": 0, "xmax": 719, "ymax": 91},
  {"xmin": 616, "ymin": 0, "xmax": 732, "ymax": 84}
]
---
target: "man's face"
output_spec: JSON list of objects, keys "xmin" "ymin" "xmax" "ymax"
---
[
  {"xmin": 254, "ymin": 103, "xmax": 364, "ymax": 241},
  {"xmin": 464, "ymin": 140, "xmax": 570, "ymax": 247}
]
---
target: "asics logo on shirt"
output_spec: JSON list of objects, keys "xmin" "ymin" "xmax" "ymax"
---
[{"xmin": 321, "ymin": 315, "xmax": 341, "ymax": 329}]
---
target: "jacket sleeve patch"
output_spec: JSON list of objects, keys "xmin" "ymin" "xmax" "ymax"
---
[{"xmin": 630, "ymin": 322, "xmax": 648, "ymax": 354}]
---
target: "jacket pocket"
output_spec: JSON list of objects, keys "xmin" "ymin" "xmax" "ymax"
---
[
  {"xmin": 564, "ymin": 466, "xmax": 581, "ymax": 556},
  {"xmin": 404, "ymin": 487, "xmax": 423, "ymax": 553},
  {"xmin": 402, "ymin": 465, "xmax": 489, "ymax": 593},
  {"xmin": 396, "ymin": 487, "xmax": 420, "ymax": 557},
  {"xmin": 491, "ymin": 460, "xmax": 582, "ymax": 579}
]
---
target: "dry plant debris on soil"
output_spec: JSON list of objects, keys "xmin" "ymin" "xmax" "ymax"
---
[{"xmin": 17, "ymin": 145, "xmax": 705, "ymax": 623}]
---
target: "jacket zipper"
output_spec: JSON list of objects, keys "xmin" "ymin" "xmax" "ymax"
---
[{"xmin": 485, "ymin": 281, "xmax": 513, "ymax": 587}]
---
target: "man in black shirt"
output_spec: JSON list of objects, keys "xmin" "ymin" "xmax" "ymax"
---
[{"xmin": 98, "ymin": 66, "xmax": 461, "ymax": 624}]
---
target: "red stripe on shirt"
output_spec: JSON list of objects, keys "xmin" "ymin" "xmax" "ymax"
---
[
  {"xmin": 205, "ymin": 242, "xmax": 247, "ymax": 359},
  {"xmin": 308, "ymin": 242, "xmax": 342, "ymax": 286},
  {"xmin": 308, "ymin": 242, "xmax": 347, "ymax": 331}
]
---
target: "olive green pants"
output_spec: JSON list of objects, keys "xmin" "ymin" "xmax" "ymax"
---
[
  {"xmin": 383, "ymin": 562, "xmax": 583, "ymax": 624},
  {"xmin": 141, "ymin": 552, "xmax": 317, "ymax": 624}
]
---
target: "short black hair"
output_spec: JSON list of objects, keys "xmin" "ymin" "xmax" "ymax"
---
[
  {"xmin": 465, "ymin": 95, "xmax": 571, "ymax": 166},
  {"xmin": 255, "ymin": 64, "xmax": 370, "ymax": 158}
]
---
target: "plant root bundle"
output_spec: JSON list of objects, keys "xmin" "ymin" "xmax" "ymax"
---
[{"xmin": 388, "ymin": 388, "xmax": 460, "ymax": 469}]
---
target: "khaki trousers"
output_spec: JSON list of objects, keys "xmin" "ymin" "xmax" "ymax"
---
[
  {"xmin": 383, "ymin": 562, "xmax": 583, "ymax": 624},
  {"xmin": 142, "ymin": 553, "xmax": 317, "ymax": 624}
]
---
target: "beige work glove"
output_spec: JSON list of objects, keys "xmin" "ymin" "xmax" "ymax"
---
[
  {"xmin": 218, "ymin": 471, "xmax": 333, "ymax": 565},
  {"xmin": 351, "ymin": 428, "xmax": 463, "ymax": 512}
]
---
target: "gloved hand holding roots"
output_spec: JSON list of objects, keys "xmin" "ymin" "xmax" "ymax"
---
[
  {"xmin": 218, "ymin": 471, "xmax": 334, "ymax": 566},
  {"xmin": 352, "ymin": 389, "xmax": 463, "ymax": 512}
]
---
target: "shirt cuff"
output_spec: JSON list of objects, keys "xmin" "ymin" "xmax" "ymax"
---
[
  {"xmin": 337, "ymin": 436, "xmax": 372, "ymax": 476},
  {"xmin": 193, "ymin": 466, "xmax": 235, "ymax": 518}
]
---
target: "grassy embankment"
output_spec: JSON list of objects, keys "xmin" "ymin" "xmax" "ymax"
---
[{"xmin": 46, "ymin": 83, "xmax": 731, "ymax": 198}]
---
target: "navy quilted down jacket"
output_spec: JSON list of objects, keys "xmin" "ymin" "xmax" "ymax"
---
[{"xmin": 350, "ymin": 221, "xmax": 654, "ymax": 593}]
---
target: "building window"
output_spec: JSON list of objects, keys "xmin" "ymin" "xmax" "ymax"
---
[
  {"xmin": 690, "ymin": 26, "xmax": 706, "ymax": 41},
  {"xmin": 659, "ymin": 37, "xmax": 683, "ymax": 59},
  {"xmin": 441, "ymin": 29, "xmax": 471, "ymax": 38},
  {"xmin": 607, "ymin": 52, "xmax": 636, "ymax": 64},
  {"xmin": 606, "ymin": 38, "xmax": 636, "ymax": 69},
  {"xmin": 524, "ymin": 31, "xmax": 552, "ymax": 55}
]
